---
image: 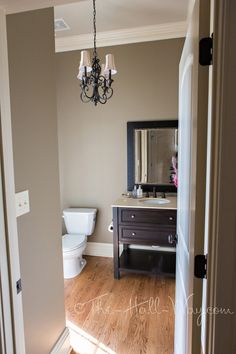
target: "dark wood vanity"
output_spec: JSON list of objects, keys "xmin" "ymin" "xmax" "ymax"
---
[
  {"xmin": 112, "ymin": 203, "xmax": 177, "ymax": 279},
  {"xmin": 112, "ymin": 119, "xmax": 178, "ymax": 279}
]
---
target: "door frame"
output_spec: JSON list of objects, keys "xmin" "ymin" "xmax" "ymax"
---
[
  {"xmin": 0, "ymin": 131, "xmax": 14, "ymax": 354},
  {"xmin": 0, "ymin": 1, "xmax": 235, "ymax": 353},
  {"xmin": 205, "ymin": 0, "xmax": 236, "ymax": 353},
  {"xmin": 0, "ymin": 7, "xmax": 26, "ymax": 353}
]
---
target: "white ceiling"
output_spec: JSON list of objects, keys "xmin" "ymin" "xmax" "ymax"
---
[
  {"xmin": 0, "ymin": 0, "xmax": 188, "ymax": 52},
  {"xmin": 54, "ymin": 0, "xmax": 189, "ymax": 38},
  {"xmin": 0, "ymin": 0, "xmax": 85, "ymax": 14}
]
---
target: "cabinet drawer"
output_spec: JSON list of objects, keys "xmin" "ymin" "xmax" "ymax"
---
[
  {"xmin": 119, "ymin": 208, "xmax": 176, "ymax": 226},
  {"xmin": 119, "ymin": 226, "xmax": 176, "ymax": 247}
]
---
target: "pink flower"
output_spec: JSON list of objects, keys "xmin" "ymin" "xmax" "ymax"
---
[{"xmin": 172, "ymin": 156, "xmax": 178, "ymax": 188}]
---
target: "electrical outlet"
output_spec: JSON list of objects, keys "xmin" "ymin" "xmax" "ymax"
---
[{"xmin": 15, "ymin": 190, "xmax": 30, "ymax": 217}]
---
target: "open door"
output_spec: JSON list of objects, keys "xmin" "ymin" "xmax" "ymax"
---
[{"xmin": 174, "ymin": 1, "xmax": 210, "ymax": 353}]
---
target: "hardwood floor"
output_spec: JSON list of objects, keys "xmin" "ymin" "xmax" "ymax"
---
[{"xmin": 65, "ymin": 256, "xmax": 175, "ymax": 354}]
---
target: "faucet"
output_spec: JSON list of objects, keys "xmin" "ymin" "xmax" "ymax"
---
[
  {"xmin": 161, "ymin": 191, "xmax": 166, "ymax": 199},
  {"xmin": 152, "ymin": 187, "xmax": 166, "ymax": 198},
  {"xmin": 153, "ymin": 186, "xmax": 157, "ymax": 198}
]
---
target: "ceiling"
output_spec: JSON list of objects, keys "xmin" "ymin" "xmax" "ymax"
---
[
  {"xmin": 54, "ymin": 0, "xmax": 189, "ymax": 38},
  {"xmin": 0, "ymin": 0, "xmax": 189, "ymax": 52},
  {"xmin": 0, "ymin": 0, "xmax": 84, "ymax": 14}
]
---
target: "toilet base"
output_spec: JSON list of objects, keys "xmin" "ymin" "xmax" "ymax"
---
[{"xmin": 63, "ymin": 256, "xmax": 87, "ymax": 279}]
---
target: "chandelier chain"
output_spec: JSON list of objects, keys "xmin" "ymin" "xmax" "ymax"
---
[{"xmin": 93, "ymin": 0, "xmax": 97, "ymax": 57}]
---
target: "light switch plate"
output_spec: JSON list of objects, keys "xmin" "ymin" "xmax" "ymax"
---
[{"xmin": 15, "ymin": 190, "xmax": 30, "ymax": 217}]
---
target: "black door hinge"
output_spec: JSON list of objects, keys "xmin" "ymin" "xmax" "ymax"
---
[
  {"xmin": 16, "ymin": 279, "xmax": 22, "ymax": 294},
  {"xmin": 199, "ymin": 35, "xmax": 213, "ymax": 66},
  {"xmin": 194, "ymin": 255, "xmax": 207, "ymax": 279}
]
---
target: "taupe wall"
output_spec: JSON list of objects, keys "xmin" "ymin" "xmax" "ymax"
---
[
  {"xmin": 7, "ymin": 9, "xmax": 66, "ymax": 354},
  {"xmin": 56, "ymin": 39, "xmax": 183, "ymax": 243}
]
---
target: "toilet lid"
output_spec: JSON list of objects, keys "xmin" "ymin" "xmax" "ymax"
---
[{"xmin": 62, "ymin": 234, "xmax": 86, "ymax": 252}]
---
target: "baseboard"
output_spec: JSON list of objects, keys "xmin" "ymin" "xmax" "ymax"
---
[
  {"xmin": 84, "ymin": 242, "xmax": 175, "ymax": 258},
  {"xmin": 84, "ymin": 242, "xmax": 120, "ymax": 257},
  {"xmin": 50, "ymin": 327, "xmax": 71, "ymax": 354}
]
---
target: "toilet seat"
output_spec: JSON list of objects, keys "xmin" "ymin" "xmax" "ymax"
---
[{"xmin": 62, "ymin": 234, "xmax": 86, "ymax": 252}]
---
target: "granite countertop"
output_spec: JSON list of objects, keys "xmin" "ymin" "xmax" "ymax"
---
[{"xmin": 112, "ymin": 195, "xmax": 177, "ymax": 210}]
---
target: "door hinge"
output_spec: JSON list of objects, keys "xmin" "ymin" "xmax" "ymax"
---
[
  {"xmin": 199, "ymin": 35, "xmax": 213, "ymax": 66},
  {"xmin": 194, "ymin": 255, "xmax": 207, "ymax": 279},
  {"xmin": 16, "ymin": 279, "xmax": 22, "ymax": 294}
]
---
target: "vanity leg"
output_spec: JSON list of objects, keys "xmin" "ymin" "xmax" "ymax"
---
[
  {"xmin": 114, "ymin": 262, "xmax": 120, "ymax": 279},
  {"xmin": 113, "ymin": 207, "xmax": 120, "ymax": 279},
  {"xmin": 113, "ymin": 241, "xmax": 120, "ymax": 279}
]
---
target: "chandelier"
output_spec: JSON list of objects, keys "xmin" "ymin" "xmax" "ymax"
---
[{"xmin": 77, "ymin": 0, "xmax": 117, "ymax": 106}]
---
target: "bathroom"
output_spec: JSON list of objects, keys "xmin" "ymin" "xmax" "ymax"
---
[
  {"xmin": 2, "ymin": 0, "xmax": 213, "ymax": 353},
  {"xmin": 56, "ymin": 21, "xmax": 182, "ymax": 354},
  {"xmin": 56, "ymin": 42, "xmax": 183, "ymax": 251}
]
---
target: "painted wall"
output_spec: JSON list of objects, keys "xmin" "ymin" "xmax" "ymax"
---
[
  {"xmin": 7, "ymin": 8, "xmax": 66, "ymax": 354},
  {"xmin": 56, "ymin": 39, "xmax": 184, "ymax": 243}
]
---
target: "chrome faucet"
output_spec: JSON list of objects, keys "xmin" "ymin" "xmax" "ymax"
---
[
  {"xmin": 152, "ymin": 187, "xmax": 166, "ymax": 198},
  {"xmin": 153, "ymin": 186, "xmax": 157, "ymax": 198}
]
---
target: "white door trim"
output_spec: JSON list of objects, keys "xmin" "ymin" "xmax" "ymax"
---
[
  {"xmin": 0, "ymin": 7, "xmax": 26, "ymax": 354},
  {"xmin": 50, "ymin": 327, "xmax": 71, "ymax": 354},
  {"xmin": 0, "ymin": 139, "xmax": 14, "ymax": 354}
]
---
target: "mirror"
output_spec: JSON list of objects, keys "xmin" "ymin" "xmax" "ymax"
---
[{"xmin": 127, "ymin": 120, "xmax": 178, "ymax": 192}]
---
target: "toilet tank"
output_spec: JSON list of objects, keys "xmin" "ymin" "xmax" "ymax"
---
[{"xmin": 63, "ymin": 208, "xmax": 97, "ymax": 235}]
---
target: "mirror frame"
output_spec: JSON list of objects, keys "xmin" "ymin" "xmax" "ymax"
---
[{"xmin": 127, "ymin": 120, "xmax": 178, "ymax": 192}]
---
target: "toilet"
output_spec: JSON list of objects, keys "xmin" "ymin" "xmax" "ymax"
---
[{"xmin": 62, "ymin": 208, "xmax": 97, "ymax": 279}]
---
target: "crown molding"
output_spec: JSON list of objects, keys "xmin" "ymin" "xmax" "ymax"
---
[{"xmin": 55, "ymin": 21, "xmax": 187, "ymax": 53}]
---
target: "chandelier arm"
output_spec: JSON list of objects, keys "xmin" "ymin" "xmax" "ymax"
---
[
  {"xmin": 98, "ymin": 97, "xmax": 107, "ymax": 104},
  {"xmin": 80, "ymin": 91, "xmax": 91, "ymax": 103},
  {"xmin": 105, "ymin": 87, "xmax": 114, "ymax": 99},
  {"xmin": 80, "ymin": 83, "xmax": 94, "ymax": 101}
]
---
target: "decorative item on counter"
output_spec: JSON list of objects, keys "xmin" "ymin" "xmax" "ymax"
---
[
  {"xmin": 122, "ymin": 192, "xmax": 132, "ymax": 198},
  {"xmin": 132, "ymin": 185, "xmax": 137, "ymax": 198},
  {"xmin": 171, "ymin": 155, "xmax": 178, "ymax": 188},
  {"xmin": 137, "ymin": 185, "xmax": 143, "ymax": 198}
]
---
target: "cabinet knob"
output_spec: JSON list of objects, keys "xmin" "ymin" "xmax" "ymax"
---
[
  {"xmin": 169, "ymin": 216, "xmax": 174, "ymax": 221},
  {"xmin": 131, "ymin": 214, "xmax": 135, "ymax": 219},
  {"xmin": 132, "ymin": 232, "xmax": 136, "ymax": 236},
  {"xmin": 168, "ymin": 234, "xmax": 177, "ymax": 245}
]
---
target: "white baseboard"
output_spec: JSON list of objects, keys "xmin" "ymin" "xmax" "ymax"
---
[
  {"xmin": 84, "ymin": 242, "xmax": 175, "ymax": 258},
  {"xmin": 50, "ymin": 327, "xmax": 71, "ymax": 354},
  {"xmin": 84, "ymin": 242, "xmax": 120, "ymax": 257}
]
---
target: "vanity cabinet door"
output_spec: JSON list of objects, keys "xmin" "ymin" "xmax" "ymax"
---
[
  {"xmin": 119, "ymin": 208, "xmax": 176, "ymax": 226},
  {"xmin": 119, "ymin": 226, "xmax": 176, "ymax": 247}
]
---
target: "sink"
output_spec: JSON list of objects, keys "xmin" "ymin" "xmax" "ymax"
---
[{"xmin": 140, "ymin": 198, "xmax": 170, "ymax": 205}]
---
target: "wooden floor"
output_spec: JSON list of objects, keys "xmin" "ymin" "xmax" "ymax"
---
[{"xmin": 65, "ymin": 256, "xmax": 175, "ymax": 354}]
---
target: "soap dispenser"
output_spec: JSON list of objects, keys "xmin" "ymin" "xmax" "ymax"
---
[
  {"xmin": 137, "ymin": 185, "xmax": 143, "ymax": 198},
  {"xmin": 132, "ymin": 185, "xmax": 137, "ymax": 198}
]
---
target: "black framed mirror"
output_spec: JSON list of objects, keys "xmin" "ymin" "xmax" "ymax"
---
[{"xmin": 127, "ymin": 120, "xmax": 178, "ymax": 192}]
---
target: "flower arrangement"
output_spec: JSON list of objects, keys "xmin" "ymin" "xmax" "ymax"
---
[{"xmin": 171, "ymin": 155, "xmax": 178, "ymax": 188}]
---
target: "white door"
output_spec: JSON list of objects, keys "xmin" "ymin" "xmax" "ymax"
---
[{"xmin": 174, "ymin": 1, "xmax": 210, "ymax": 353}]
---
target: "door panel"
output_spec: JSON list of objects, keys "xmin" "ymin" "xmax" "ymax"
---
[{"xmin": 174, "ymin": 0, "xmax": 210, "ymax": 353}]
